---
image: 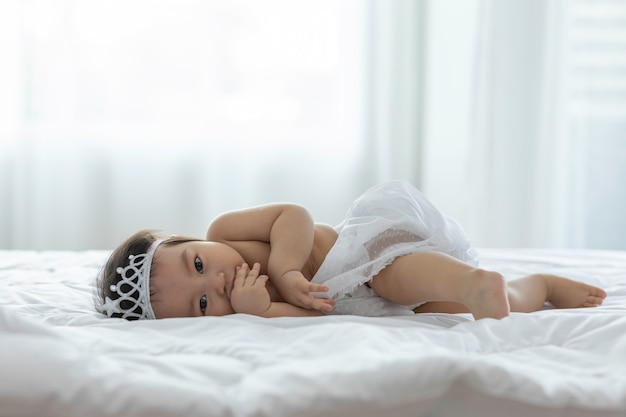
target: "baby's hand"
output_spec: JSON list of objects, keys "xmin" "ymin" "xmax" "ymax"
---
[
  {"xmin": 230, "ymin": 263, "xmax": 271, "ymax": 315},
  {"xmin": 275, "ymin": 270, "xmax": 335, "ymax": 312}
]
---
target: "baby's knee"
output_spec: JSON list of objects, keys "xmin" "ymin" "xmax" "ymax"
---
[
  {"xmin": 469, "ymin": 269, "xmax": 506, "ymax": 294},
  {"xmin": 473, "ymin": 268, "xmax": 504, "ymax": 281}
]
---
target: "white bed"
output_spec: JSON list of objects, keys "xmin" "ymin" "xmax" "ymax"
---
[{"xmin": 1, "ymin": 248, "xmax": 626, "ymax": 417}]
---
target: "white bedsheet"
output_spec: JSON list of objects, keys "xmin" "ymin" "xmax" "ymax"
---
[{"xmin": 1, "ymin": 249, "xmax": 626, "ymax": 417}]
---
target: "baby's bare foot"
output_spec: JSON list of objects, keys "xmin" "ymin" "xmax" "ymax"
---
[
  {"xmin": 543, "ymin": 274, "xmax": 607, "ymax": 308},
  {"xmin": 465, "ymin": 270, "xmax": 510, "ymax": 320}
]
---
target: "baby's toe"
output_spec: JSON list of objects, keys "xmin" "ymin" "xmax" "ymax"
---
[{"xmin": 586, "ymin": 295, "xmax": 605, "ymax": 306}]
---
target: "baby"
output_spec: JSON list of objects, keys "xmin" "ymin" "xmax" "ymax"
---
[{"xmin": 96, "ymin": 181, "xmax": 606, "ymax": 321}]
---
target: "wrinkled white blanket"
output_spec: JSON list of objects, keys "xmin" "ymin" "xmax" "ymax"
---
[{"xmin": 1, "ymin": 249, "xmax": 626, "ymax": 417}]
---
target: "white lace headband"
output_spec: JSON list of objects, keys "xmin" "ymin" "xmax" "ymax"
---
[{"xmin": 101, "ymin": 239, "xmax": 165, "ymax": 320}]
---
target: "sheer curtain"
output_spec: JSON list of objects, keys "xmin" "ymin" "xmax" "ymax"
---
[
  {"xmin": 7, "ymin": 0, "xmax": 621, "ymax": 252},
  {"xmin": 0, "ymin": 0, "xmax": 423, "ymax": 250},
  {"xmin": 423, "ymin": 0, "xmax": 626, "ymax": 250}
]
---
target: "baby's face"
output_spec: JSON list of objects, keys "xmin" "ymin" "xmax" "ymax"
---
[{"xmin": 149, "ymin": 241, "xmax": 246, "ymax": 318}]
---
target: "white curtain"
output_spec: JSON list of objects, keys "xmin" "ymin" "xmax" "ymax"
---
[
  {"xmin": 468, "ymin": 0, "xmax": 559, "ymax": 248},
  {"xmin": 0, "ymin": 0, "xmax": 423, "ymax": 250},
  {"xmin": 6, "ymin": 0, "xmax": 622, "ymax": 251},
  {"xmin": 423, "ymin": 0, "xmax": 626, "ymax": 250}
]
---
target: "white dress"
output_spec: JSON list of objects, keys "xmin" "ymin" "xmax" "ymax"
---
[{"xmin": 311, "ymin": 180, "xmax": 478, "ymax": 316}]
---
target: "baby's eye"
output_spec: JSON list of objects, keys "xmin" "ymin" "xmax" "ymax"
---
[
  {"xmin": 199, "ymin": 294, "xmax": 207, "ymax": 314},
  {"xmin": 194, "ymin": 256, "xmax": 203, "ymax": 273}
]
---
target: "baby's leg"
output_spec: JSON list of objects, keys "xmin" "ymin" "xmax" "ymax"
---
[
  {"xmin": 369, "ymin": 251, "xmax": 510, "ymax": 320},
  {"xmin": 413, "ymin": 273, "xmax": 607, "ymax": 316},
  {"xmin": 369, "ymin": 252, "xmax": 607, "ymax": 320}
]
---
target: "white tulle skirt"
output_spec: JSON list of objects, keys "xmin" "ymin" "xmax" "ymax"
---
[{"xmin": 312, "ymin": 180, "xmax": 477, "ymax": 316}]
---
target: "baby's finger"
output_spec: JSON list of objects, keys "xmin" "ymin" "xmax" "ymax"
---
[
  {"xmin": 308, "ymin": 283, "xmax": 329, "ymax": 293},
  {"xmin": 253, "ymin": 274, "xmax": 269, "ymax": 287},
  {"xmin": 234, "ymin": 264, "xmax": 248, "ymax": 288},
  {"xmin": 250, "ymin": 262, "xmax": 261, "ymax": 276},
  {"xmin": 244, "ymin": 263, "xmax": 260, "ymax": 286},
  {"xmin": 312, "ymin": 298, "xmax": 335, "ymax": 312},
  {"xmin": 320, "ymin": 298, "xmax": 336, "ymax": 306},
  {"xmin": 302, "ymin": 295, "xmax": 335, "ymax": 310},
  {"xmin": 295, "ymin": 292, "xmax": 335, "ymax": 310}
]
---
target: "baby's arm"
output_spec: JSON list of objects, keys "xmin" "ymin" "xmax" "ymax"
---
[
  {"xmin": 207, "ymin": 204, "xmax": 333, "ymax": 311},
  {"xmin": 260, "ymin": 302, "xmax": 324, "ymax": 318}
]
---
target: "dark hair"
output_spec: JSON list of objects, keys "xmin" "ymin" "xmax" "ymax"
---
[{"xmin": 95, "ymin": 229, "xmax": 202, "ymax": 320}]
